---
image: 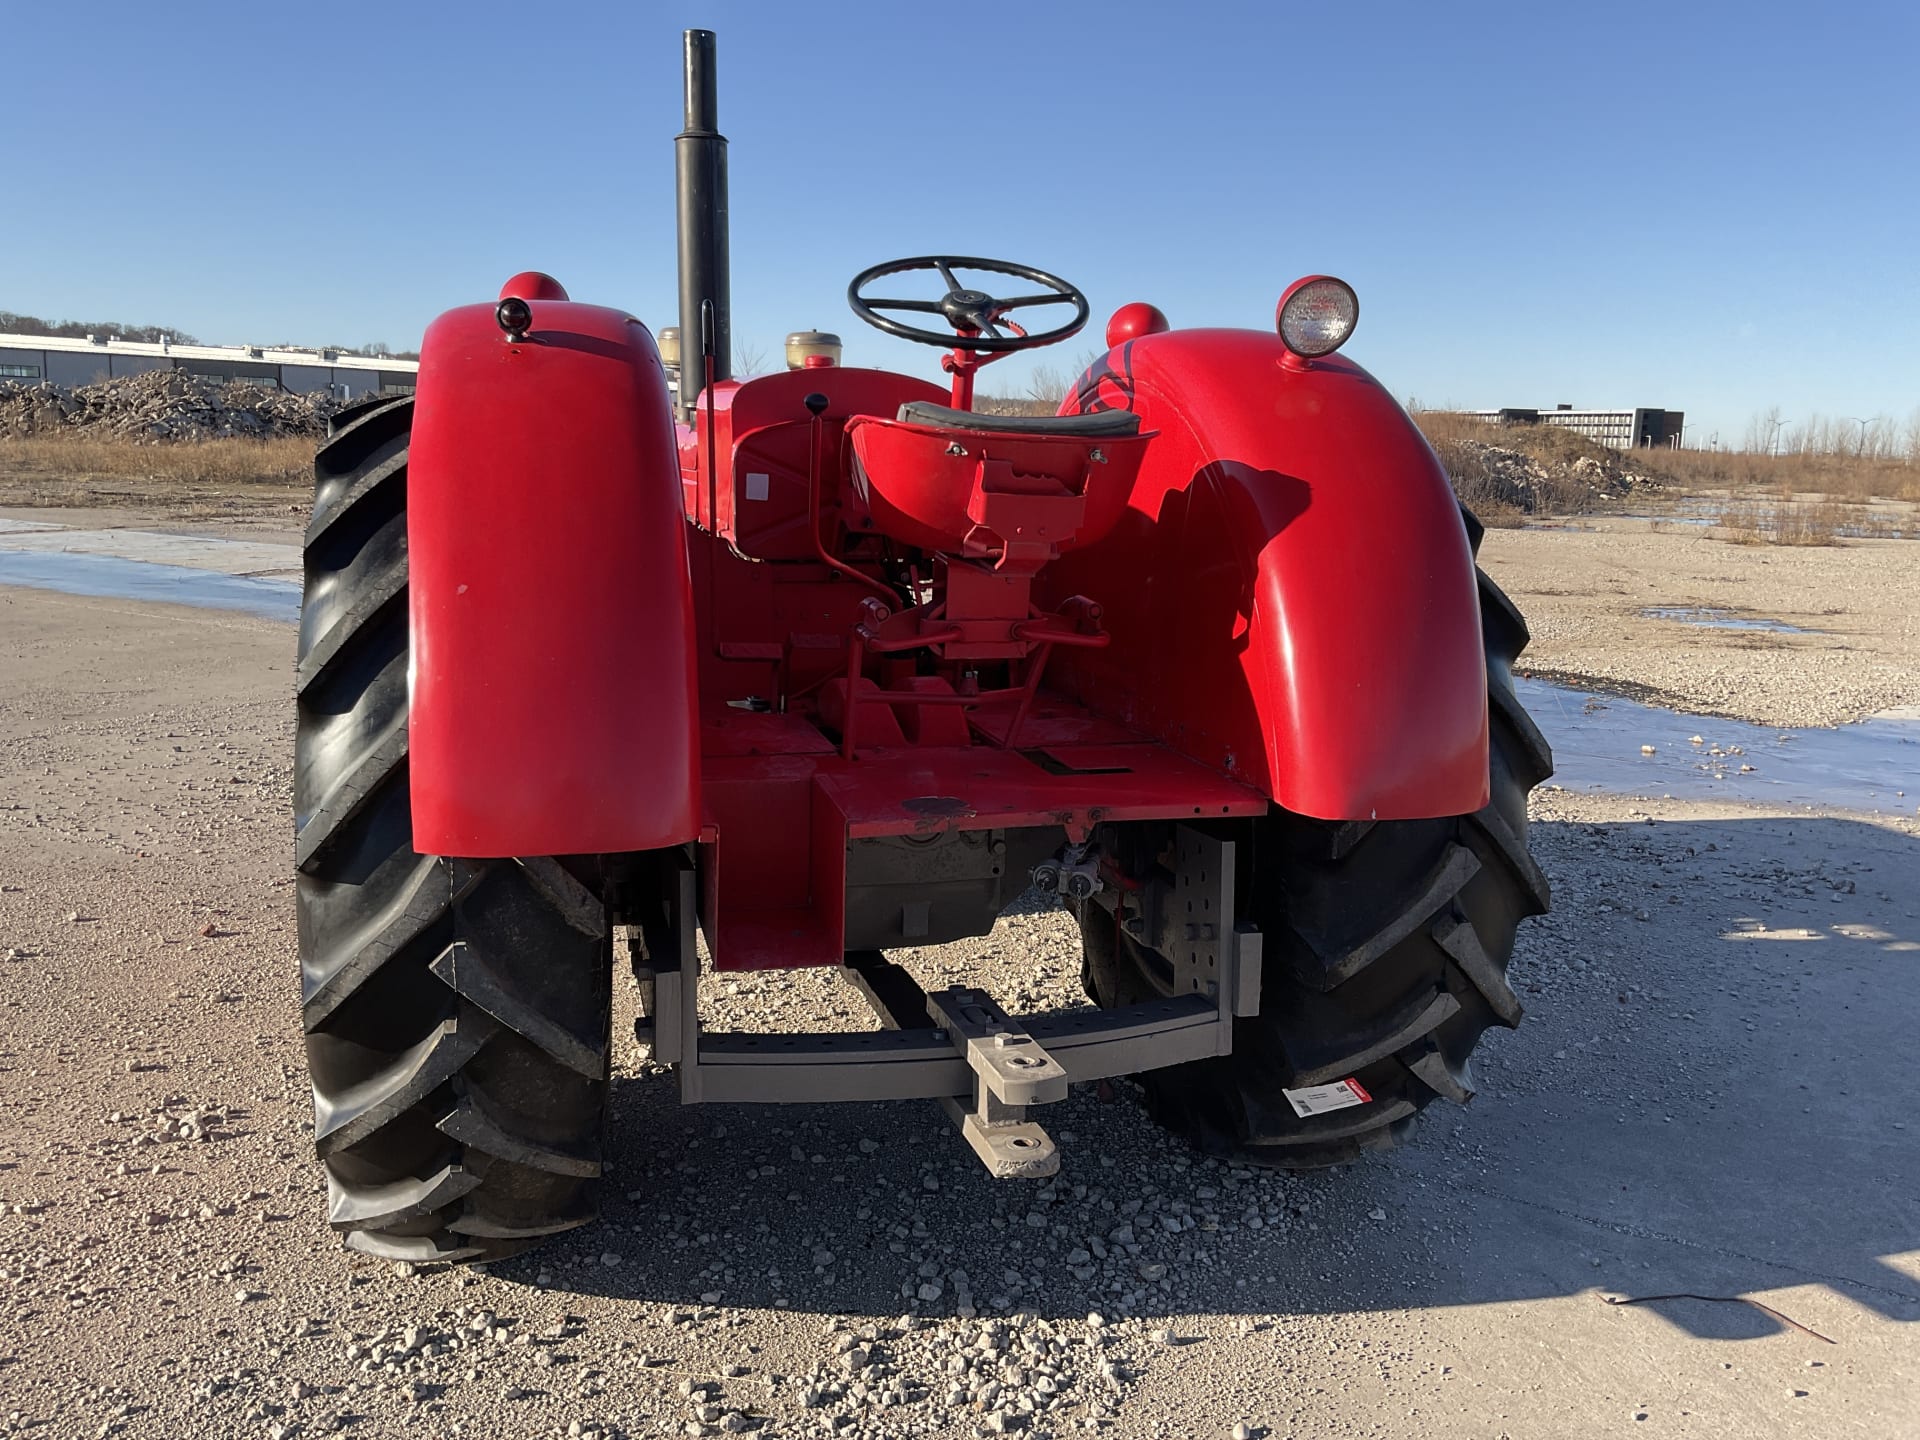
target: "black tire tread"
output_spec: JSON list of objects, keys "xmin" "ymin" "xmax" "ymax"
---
[
  {"xmin": 1491, "ymin": 679, "xmax": 1554, "ymax": 790},
  {"xmin": 1457, "ymin": 501, "xmax": 1486, "ymax": 556},
  {"xmin": 326, "ymin": 1164, "xmax": 480, "ymax": 1230},
  {"xmin": 313, "ymin": 1009, "xmax": 499, "ymax": 1156},
  {"xmin": 1432, "ymin": 909, "xmax": 1524, "ymax": 1027},
  {"xmin": 1402, "ymin": 1038, "xmax": 1477, "ymax": 1103},
  {"xmin": 300, "ymin": 850, "xmax": 445, "ymax": 1027},
  {"xmin": 1280, "ymin": 988, "xmax": 1462, "ymax": 1088},
  {"xmin": 293, "ymin": 721, "xmax": 408, "ymax": 871},
  {"xmin": 1077, "ymin": 514, "xmax": 1550, "ymax": 1167},
  {"xmin": 429, "ymin": 935, "xmax": 610, "ymax": 1080},
  {"xmin": 1466, "ymin": 801, "xmax": 1552, "ymax": 915},
  {"xmin": 1246, "ymin": 1096, "xmax": 1420, "ymax": 1148},
  {"xmin": 1478, "ymin": 568, "xmax": 1531, "ymax": 659},
  {"xmin": 438, "ymin": 1091, "xmax": 603, "ymax": 1178},
  {"xmin": 1286, "ymin": 842, "xmax": 1482, "ymax": 991},
  {"xmin": 294, "ymin": 561, "xmax": 407, "ymax": 700},
  {"xmin": 296, "ymin": 399, "xmax": 611, "ymax": 1263}
]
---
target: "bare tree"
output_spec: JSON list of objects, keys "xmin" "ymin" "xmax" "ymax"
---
[
  {"xmin": 1743, "ymin": 405, "xmax": 1783, "ymax": 454},
  {"xmin": 1023, "ymin": 347, "xmax": 1104, "ymax": 409},
  {"xmin": 1858, "ymin": 415, "xmax": 1894, "ymax": 460},
  {"xmin": 1024, "ymin": 362, "xmax": 1072, "ymax": 408},
  {"xmin": 0, "ymin": 310, "xmax": 199, "ymax": 345},
  {"xmin": 1796, "ymin": 412, "xmax": 1826, "ymax": 456},
  {"xmin": 734, "ymin": 340, "xmax": 770, "ymax": 378}
]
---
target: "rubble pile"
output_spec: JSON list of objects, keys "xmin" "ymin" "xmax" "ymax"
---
[
  {"xmin": 1434, "ymin": 436, "xmax": 1665, "ymax": 514},
  {"xmin": 0, "ymin": 370, "xmax": 344, "ymax": 443}
]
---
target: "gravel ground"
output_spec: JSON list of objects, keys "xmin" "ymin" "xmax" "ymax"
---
[
  {"xmin": 1480, "ymin": 518, "xmax": 1920, "ymax": 728},
  {"xmin": 2, "ymin": 520, "xmax": 1917, "ymax": 1439}
]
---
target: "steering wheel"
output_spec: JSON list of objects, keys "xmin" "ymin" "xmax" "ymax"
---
[{"xmin": 848, "ymin": 255, "xmax": 1089, "ymax": 354}]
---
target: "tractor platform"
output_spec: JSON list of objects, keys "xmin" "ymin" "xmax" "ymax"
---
[{"xmin": 698, "ymin": 697, "xmax": 1269, "ymax": 971}]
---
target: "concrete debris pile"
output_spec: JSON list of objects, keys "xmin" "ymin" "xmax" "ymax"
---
[
  {"xmin": 0, "ymin": 369, "xmax": 344, "ymax": 443},
  {"xmin": 1563, "ymin": 447, "xmax": 1664, "ymax": 496},
  {"xmin": 1435, "ymin": 436, "xmax": 1664, "ymax": 515}
]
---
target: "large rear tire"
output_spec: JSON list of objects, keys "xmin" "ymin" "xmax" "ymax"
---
[
  {"xmin": 1076, "ymin": 517, "xmax": 1553, "ymax": 1165},
  {"xmin": 294, "ymin": 395, "xmax": 612, "ymax": 1262}
]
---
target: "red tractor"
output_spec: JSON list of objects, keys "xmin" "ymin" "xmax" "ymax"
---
[{"xmin": 294, "ymin": 30, "xmax": 1551, "ymax": 1263}]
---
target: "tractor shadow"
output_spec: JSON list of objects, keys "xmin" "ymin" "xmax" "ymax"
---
[{"xmin": 496, "ymin": 811, "xmax": 1920, "ymax": 1346}]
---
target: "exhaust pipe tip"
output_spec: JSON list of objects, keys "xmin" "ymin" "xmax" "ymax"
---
[
  {"xmin": 682, "ymin": 29, "xmax": 719, "ymax": 133},
  {"xmin": 676, "ymin": 27, "xmax": 730, "ymax": 422}
]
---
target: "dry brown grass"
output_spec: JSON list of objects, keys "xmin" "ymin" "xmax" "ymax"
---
[
  {"xmin": 0, "ymin": 434, "xmax": 314, "ymax": 521},
  {"xmin": 1707, "ymin": 495, "xmax": 1908, "ymax": 546},
  {"xmin": 1412, "ymin": 414, "xmax": 1520, "ymax": 523},
  {"xmin": 0, "ymin": 433, "xmax": 313, "ymax": 486},
  {"xmin": 1637, "ymin": 445, "xmax": 1920, "ymax": 504},
  {"xmin": 1642, "ymin": 446, "xmax": 1919, "ymax": 545},
  {"xmin": 1712, "ymin": 497, "xmax": 1843, "ymax": 546}
]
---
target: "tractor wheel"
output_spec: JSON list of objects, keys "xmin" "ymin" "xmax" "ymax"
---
[
  {"xmin": 1076, "ymin": 524, "xmax": 1553, "ymax": 1167},
  {"xmin": 294, "ymin": 395, "xmax": 612, "ymax": 1263}
]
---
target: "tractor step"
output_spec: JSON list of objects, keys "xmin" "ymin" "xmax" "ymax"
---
[{"xmin": 626, "ymin": 831, "xmax": 1262, "ymax": 1179}]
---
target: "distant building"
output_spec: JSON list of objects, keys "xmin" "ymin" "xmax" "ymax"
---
[
  {"xmin": 0, "ymin": 332, "xmax": 417, "ymax": 400},
  {"xmin": 1455, "ymin": 405, "xmax": 1685, "ymax": 450}
]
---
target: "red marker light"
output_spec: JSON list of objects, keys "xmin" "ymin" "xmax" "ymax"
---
[
  {"xmin": 498, "ymin": 271, "xmax": 570, "ymax": 302},
  {"xmin": 1105, "ymin": 302, "xmax": 1170, "ymax": 349}
]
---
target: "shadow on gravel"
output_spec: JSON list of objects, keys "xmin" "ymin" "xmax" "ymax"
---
[{"xmin": 483, "ymin": 815, "xmax": 1919, "ymax": 1345}]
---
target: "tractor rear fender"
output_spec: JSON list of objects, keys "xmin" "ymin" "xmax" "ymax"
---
[
  {"xmin": 1049, "ymin": 329, "xmax": 1487, "ymax": 820},
  {"xmin": 407, "ymin": 293, "xmax": 698, "ymax": 857}
]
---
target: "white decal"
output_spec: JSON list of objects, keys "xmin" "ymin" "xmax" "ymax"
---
[{"xmin": 1281, "ymin": 1077, "xmax": 1373, "ymax": 1118}]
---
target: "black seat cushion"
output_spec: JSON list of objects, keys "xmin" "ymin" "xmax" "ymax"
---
[{"xmin": 896, "ymin": 400, "xmax": 1141, "ymax": 439}]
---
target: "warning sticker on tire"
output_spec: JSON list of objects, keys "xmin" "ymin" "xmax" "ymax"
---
[{"xmin": 1281, "ymin": 1078, "xmax": 1372, "ymax": 1118}]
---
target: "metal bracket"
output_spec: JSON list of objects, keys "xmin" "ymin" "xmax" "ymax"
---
[
  {"xmin": 924, "ymin": 986, "xmax": 1066, "ymax": 1178},
  {"xmin": 1232, "ymin": 923, "xmax": 1264, "ymax": 1019},
  {"xmin": 1166, "ymin": 825, "xmax": 1263, "ymax": 1050},
  {"xmin": 924, "ymin": 987, "xmax": 1068, "ymax": 1106},
  {"xmin": 938, "ymin": 1092, "xmax": 1057, "ymax": 1179},
  {"xmin": 627, "ymin": 853, "xmax": 698, "ymax": 1082}
]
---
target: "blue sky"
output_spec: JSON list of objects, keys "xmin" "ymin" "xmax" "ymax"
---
[{"xmin": 6, "ymin": 1, "xmax": 1915, "ymax": 442}]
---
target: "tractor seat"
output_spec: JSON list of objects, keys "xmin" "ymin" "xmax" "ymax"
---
[
  {"xmin": 896, "ymin": 400, "xmax": 1141, "ymax": 439},
  {"xmin": 845, "ymin": 403, "xmax": 1154, "ymax": 557}
]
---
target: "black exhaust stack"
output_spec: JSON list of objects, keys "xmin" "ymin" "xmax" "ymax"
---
[{"xmin": 676, "ymin": 28, "xmax": 730, "ymax": 422}]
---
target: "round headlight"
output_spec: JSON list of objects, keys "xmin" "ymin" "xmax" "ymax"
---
[{"xmin": 1276, "ymin": 276, "xmax": 1358, "ymax": 358}]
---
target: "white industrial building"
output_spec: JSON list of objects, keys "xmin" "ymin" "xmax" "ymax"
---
[
  {"xmin": 1454, "ymin": 405, "xmax": 1686, "ymax": 450},
  {"xmin": 0, "ymin": 332, "xmax": 418, "ymax": 399}
]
